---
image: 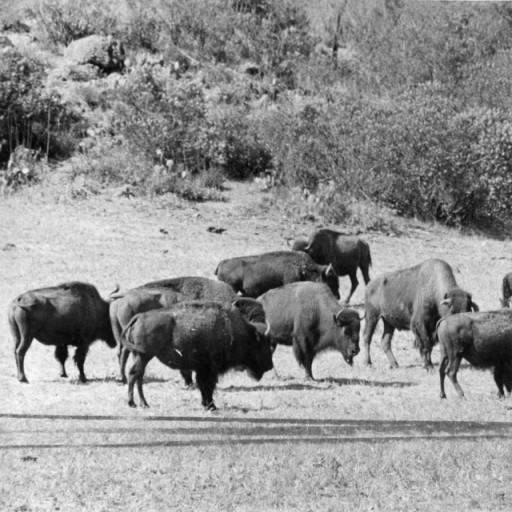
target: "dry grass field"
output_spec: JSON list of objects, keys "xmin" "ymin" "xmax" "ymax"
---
[{"xmin": 1, "ymin": 181, "xmax": 512, "ymax": 511}]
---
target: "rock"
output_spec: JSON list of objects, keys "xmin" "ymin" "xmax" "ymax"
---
[
  {"xmin": 48, "ymin": 63, "xmax": 100, "ymax": 82},
  {"xmin": 64, "ymin": 35, "xmax": 125, "ymax": 74},
  {"xmin": 0, "ymin": 35, "xmax": 14, "ymax": 49},
  {"xmin": 240, "ymin": 61, "xmax": 261, "ymax": 76}
]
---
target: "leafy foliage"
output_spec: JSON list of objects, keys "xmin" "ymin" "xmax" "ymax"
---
[{"xmin": 0, "ymin": 48, "xmax": 82, "ymax": 165}]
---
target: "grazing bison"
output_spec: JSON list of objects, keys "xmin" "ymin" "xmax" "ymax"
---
[
  {"xmin": 258, "ymin": 282, "xmax": 361, "ymax": 379},
  {"xmin": 8, "ymin": 281, "xmax": 116, "ymax": 383},
  {"xmin": 111, "ymin": 277, "xmax": 237, "ymax": 384},
  {"xmin": 123, "ymin": 301, "xmax": 274, "ymax": 410},
  {"xmin": 362, "ymin": 259, "xmax": 478, "ymax": 369},
  {"xmin": 437, "ymin": 310, "xmax": 512, "ymax": 399},
  {"xmin": 500, "ymin": 272, "xmax": 512, "ymax": 308},
  {"xmin": 215, "ymin": 250, "xmax": 339, "ymax": 299},
  {"xmin": 298, "ymin": 228, "xmax": 372, "ymax": 304}
]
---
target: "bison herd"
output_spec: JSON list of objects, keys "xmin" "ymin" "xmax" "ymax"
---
[{"xmin": 7, "ymin": 227, "xmax": 512, "ymax": 410}]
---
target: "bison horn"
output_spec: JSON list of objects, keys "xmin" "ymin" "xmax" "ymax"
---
[
  {"xmin": 108, "ymin": 284, "xmax": 125, "ymax": 301},
  {"xmin": 264, "ymin": 320, "xmax": 271, "ymax": 337},
  {"xmin": 471, "ymin": 301, "xmax": 479, "ymax": 312},
  {"xmin": 359, "ymin": 312, "xmax": 366, "ymax": 321}
]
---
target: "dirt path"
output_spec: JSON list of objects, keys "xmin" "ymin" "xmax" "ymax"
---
[{"xmin": 2, "ymin": 413, "xmax": 512, "ymax": 449}]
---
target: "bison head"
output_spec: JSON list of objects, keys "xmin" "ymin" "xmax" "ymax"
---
[
  {"xmin": 439, "ymin": 289, "xmax": 478, "ymax": 317},
  {"xmin": 333, "ymin": 309, "xmax": 361, "ymax": 365},
  {"xmin": 245, "ymin": 322, "xmax": 274, "ymax": 380}
]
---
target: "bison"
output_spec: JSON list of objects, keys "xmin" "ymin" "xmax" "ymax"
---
[
  {"xmin": 110, "ymin": 276, "xmax": 238, "ymax": 384},
  {"xmin": 8, "ymin": 281, "xmax": 116, "ymax": 383},
  {"xmin": 362, "ymin": 258, "xmax": 478, "ymax": 369},
  {"xmin": 500, "ymin": 272, "xmax": 512, "ymax": 308},
  {"xmin": 437, "ymin": 310, "xmax": 512, "ymax": 399},
  {"xmin": 215, "ymin": 250, "xmax": 339, "ymax": 299},
  {"xmin": 141, "ymin": 276, "xmax": 236, "ymax": 302},
  {"xmin": 122, "ymin": 301, "xmax": 274, "ymax": 410},
  {"xmin": 258, "ymin": 282, "xmax": 361, "ymax": 380},
  {"xmin": 296, "ymin": 228, "xmax": 372, "ymax": 304}
]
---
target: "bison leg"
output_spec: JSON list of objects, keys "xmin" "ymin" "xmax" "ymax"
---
[
  {"xmin": 73, "ymin": 345, "xmax": 89, "ymax": 383},
  {"xmin": 360, "ymin": 263, "xmax": 371, "ymax": 286},
  {"xmin": 54, "ymin": 345, "xmax": 69, "ymax": 378},
  {"xmin": 128, "ymin": 352, "xmax": 151, "ymax": 408},
  {"xmin": 493, "ymin": 364, "xmax": 505, "ymax": 398},
  {"xmin": 196, "ymin": 367, "xmax": 218, "ymax": 411},
  {"xmin": 381, "ymin": 320, "xmax": 398, "ymax": 369},
  {"xmin": 292, "ymin": 337, "xmax": 314, "ymax": 380},
  {"xmin": 439, "ymin": 344, "xmax": 449, "ymax": 399},
  {"xmin": 411, "ymin": 318, "xmax": 434, "ymax": 371},
  {"xmin": 119, "ymin": 346, "xmax": 130, "ymax": 384},
  {"xmin": 344, "ymin": 272, "xmax": 359, "ymax": 304},
  {"xmin": 11, "ymin": 317, "xmax": 33, "ymax": 383},
  {"xmin": 180, "ymin": 370, "xmax": 194, "ymax": 388},
  {"xmin": 447, "ymin": 354, "xmax": 464, "ymax": 398},
  {"xmin": 361, "ymin": 309, "xmax": 379, "ymax": 366}
]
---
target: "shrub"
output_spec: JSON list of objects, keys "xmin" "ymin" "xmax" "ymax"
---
[
  {"xmin": 31, "ymin": 0, "xmax": 118, "ymax": 46},
  {"xmin": 261, "ymin": 85, "xmax": 512, "ymax": 228},
  {"xmin": 113, "ymin": 64, "xmax": 219, "ymax": 173},
  {"xmin": 0, "ymin": 48, "xmax": 83, "ymax": 165}
]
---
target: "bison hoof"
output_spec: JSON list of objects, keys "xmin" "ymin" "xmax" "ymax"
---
[
  {"xmin": 497, "ymin": 392, "xmax": 505, "ymax": 399},
  {"xmin": 205, "ymin": 401, "xmax": 217, "ymax": 411},
  {"xmin": 18, "ymin": 376, "xmax": 29, "ymax": 383},
  {"xmin": 128, "ymin": 399, "xmax": 136, "ymax": 408},
  {"xmin": 140, "ymin": 402, "xmax": 150, "ymax": 408},
  {"xmin": 119, "ymin": 376, "xmax": 127, "ymax": 385},
  {"xmin": 78, "ymin": 376, "xmax": 87, "ymax": 384},
  {"xmin": 60, "ymin": 372, "xmax": 67, "ymax": 378},
  {"xmin": 440, "ymin": 393, "xmax": 447, "ymax": 399}
]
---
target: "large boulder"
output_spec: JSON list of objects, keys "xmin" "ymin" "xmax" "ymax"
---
[{"xmin": 64, "ymin": 35, "xmax": 125, "ymax": 74}]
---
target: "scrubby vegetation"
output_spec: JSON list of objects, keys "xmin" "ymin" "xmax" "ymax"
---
[{"xmin": 2, "ymin": 0, "xmax": 512, "ymax": 230}]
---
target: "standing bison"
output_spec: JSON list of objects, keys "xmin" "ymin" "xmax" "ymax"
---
[
  {"xmin": 110, "ymin": 276, "xmax": 237, "ymax": 384},
  {"xmin": 215, "ymin": 250, "xmax": 339, "ymax": 299},
  {"xmin": 123, "ymin": 301, "xmax": 274, "ymax": 410},
  {"xmin": 362, "ymin": 259, "xmax": 478, "ymax": 369},
  {"xmin": 258, "ymin": 282, "xmax": 361, "ymax": 379},
  {"xmin": 437, "ymin": 310, "xmax": 512, "ymax": 399},
  {"xmin": 296, "ymin": 228, "xmax": 372, "ymax": 304},
  {"xmin": 8, "ymin": 281, "xmax": 116, "ymax": 383}
]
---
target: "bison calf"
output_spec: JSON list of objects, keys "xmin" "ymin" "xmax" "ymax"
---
[
  {"xmin": 258, "ymin": 282, "xmax": 361, "ymax": 380},
  {"xmin": 8, "ymin": 282, "xmax": 116, "ymax": 383},
  {"xmin": 437, "ymin": 310, "xmax": 512, "ymax": 399},
  {"xmin": 122, "ymin": 301, "xmax": 274, "ymax": 410}
]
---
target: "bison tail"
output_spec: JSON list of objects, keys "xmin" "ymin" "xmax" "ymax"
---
[
  {"xmin": 7, "ymin": 305, "xmax": 21, "ymax": 347},
  {"xmin": 121, "ymin": 316, "xmax": 138, "ymax": 352}
]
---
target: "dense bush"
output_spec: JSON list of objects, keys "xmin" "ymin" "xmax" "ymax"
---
[
  {"xmin": 0, "ymin": 48, "xmax": 83, "ymax": 164},
  {"xmin": 31, "ymin": 0, "xmax": 118, "ymax": 45},
  {"xmin": 113, "ymin": 65, "xmax": 218, "ymax": 172},
  {"xmin": 262, "ymin": 85, "xmax": 512, "ymax": 227}
]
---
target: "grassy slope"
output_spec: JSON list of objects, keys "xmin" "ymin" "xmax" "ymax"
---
[{"xmin": 1, "ymin": 181, "xmax": 512, "ymax": 510}]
